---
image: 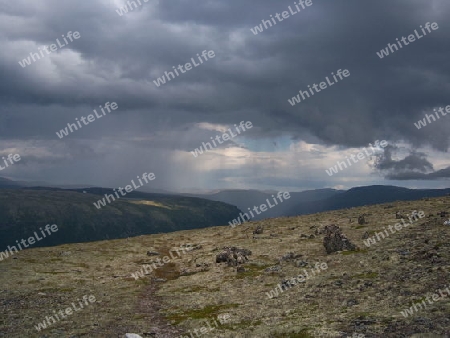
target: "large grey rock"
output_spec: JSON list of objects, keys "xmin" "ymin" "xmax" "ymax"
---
[
  {"xmin": 323, "ymin": 224, "xmax": 357, "ymax": 254},
  {"xmin": 357, "ymin": 215, "xmax": 366, "ymax": 225}
]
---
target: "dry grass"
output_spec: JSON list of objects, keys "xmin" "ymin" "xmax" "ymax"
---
[{"xmin": 1, "ymin": 197, "xmax": 449, "ymax": 337}]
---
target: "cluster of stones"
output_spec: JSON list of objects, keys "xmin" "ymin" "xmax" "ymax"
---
[{"xmin": 215, "ymin": 247, "xmax": 252, "ymax": 266}]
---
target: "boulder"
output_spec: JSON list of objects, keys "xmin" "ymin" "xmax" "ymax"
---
[
  {"xmin": 323, "ymin": 224, "xmax": 357, "ymax": 254},
  {"xmin": 265, "ymin": 265, "xmax": 282, "ymax": 273},
  {"xmin": 296, "ymin": 260, "xmax": 308, "ymax": 267},
  {"xmin": 253, "ymin": 225, "xmax": 263, "ymax": 234},
  {"xmin": 280, "ymin": 252, "xmax": 302, "ymax": 262},
  {"xmin": 357, "ymin": 215, "xmax": 366, "ymax": 225}
]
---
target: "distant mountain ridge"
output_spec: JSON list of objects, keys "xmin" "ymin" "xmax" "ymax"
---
[
  {"xmin": 184, "ymin": 185, "xmax": 450, "ymax": 219},
  {"xmin": 1, "ymin": 177, "xmax": 450, "ymax": 248},
  {"xmin": 285, "ymin": 185, "xmax": 450, "ymax": 216},
  {"xmin": 0, "ymin": 176, "xmax": 176, "ymax": 194},
  {"xmin": 184, "ymin": 188, "xmax": 342, "ymax": 220}
]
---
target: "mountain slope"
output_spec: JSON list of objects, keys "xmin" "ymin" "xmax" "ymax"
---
[
  {"xmin": 0, "ymin": 189, "xmax": 241, "ymax": 251},
  {"xmin": 0, "ymin": 177, "xmax": 25, "ymax": 189}
]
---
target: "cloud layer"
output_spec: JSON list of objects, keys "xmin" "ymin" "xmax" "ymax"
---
[{"xmin": 0, "ymin": 0, "xmax": 449, "ymax": 191}]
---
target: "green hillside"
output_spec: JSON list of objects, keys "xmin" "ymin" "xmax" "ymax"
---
[{"xmin": 0, "ymin": 189, "xmax": 241, "ymax": 250}]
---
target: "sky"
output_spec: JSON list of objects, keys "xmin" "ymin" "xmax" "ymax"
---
[{"xmin": 0, "ymin": 0, "xmax": 449, "ymax": 192}]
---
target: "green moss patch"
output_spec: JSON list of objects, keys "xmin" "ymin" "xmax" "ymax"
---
[
  {"xmin": 342, "ymin": 249, "xmax": 368, "ymax": 255},
  {"xmin": 270, "ymin": 328, "xmax": 314, "ymax": 338},
  {"xmin": 165, "ymin": 304, "xmax": 239, "ymax": 325}
]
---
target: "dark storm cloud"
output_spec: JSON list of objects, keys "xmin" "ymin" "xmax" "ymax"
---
[
  {"xmin": 0, "ymin": 0, "xmax": 449, "ymax": 186},
  {"xmin": 375, "ymin": 146, "xmax": 434, "ymax": 172},
  {"xmin": 1, "ymin": 0, "xmax": 449, "ymax": 143},
  {"xmin": 374, "ymin": 145, "xmax": 450, "ymax": 180},
  {"xmin": 386, "ymin": 167, "xmax": 450, "ymax": 180}
]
